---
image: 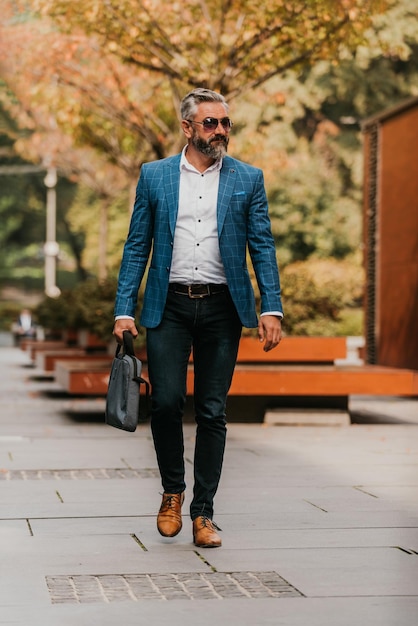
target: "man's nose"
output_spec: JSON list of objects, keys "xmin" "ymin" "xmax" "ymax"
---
[{"xmin": 215, "ymin": 121, "xmax": 227, "ymax": 133}]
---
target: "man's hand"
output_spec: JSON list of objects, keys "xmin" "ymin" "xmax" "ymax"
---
[
  {"xmin": 258, "ymin": 315, "xmax": 282, "ymax": 352},
  {"xmin": 113, "ymin": 318, "xmax": 139, "ymax": 344}
]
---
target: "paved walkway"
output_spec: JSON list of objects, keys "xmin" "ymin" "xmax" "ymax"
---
[{"xmin": 0, "ymin": 344, "xmax": 417, "ymax": 625}]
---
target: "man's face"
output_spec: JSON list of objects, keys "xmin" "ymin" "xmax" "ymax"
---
[{"xmin": 189, "ymin": 102, "xmax": 230, "ymax": 160}]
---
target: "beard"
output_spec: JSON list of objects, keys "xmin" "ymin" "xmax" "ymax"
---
[{"xmin": 192, "ymin": 132, "xmax": 229, "ymax": 160}]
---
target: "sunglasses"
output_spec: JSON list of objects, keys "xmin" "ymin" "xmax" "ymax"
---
[{"xmin": 186, "ymin": 117, "xmax": 233, "ymax": 131}]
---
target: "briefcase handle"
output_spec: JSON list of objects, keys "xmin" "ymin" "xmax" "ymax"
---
[
  {"xmin": 115, "ymin": 330, "xmax": 136, "ymax": 358},
  {"xmin": 122, "ymin": 330, "xmax": 136, "ymax": 356}
]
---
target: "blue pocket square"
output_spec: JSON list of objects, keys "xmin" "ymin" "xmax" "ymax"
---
[{"xmin": 232, "ymin": 191, "xmax": 246, "ymax": 196}]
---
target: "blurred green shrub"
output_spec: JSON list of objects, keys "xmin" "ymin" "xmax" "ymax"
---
[
  {"xmin": 246, "ymin": 256, "xmax": 364, "ymax": 337},
  {"xmin": 0, "ymin": 301, "xmax": 26, "ymax": 331},
  {"xmin": 35, "ymin": 277, "xmax": 145, "ymax": 345},
  {"xmin": 280, "ymin": 258, "xmax": 364, "ymax": 336}
]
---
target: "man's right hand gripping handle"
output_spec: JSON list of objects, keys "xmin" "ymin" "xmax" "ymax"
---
[{"xmin": 113, "ymin": 318, "xmax": 139, "ymax": 344}]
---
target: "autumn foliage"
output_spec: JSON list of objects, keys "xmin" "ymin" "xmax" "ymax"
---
[{"xmin": 1, "ymin": 0, "xmax": 389, "ymax": 168}]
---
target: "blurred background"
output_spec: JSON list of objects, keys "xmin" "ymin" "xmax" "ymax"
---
[{"xmin": 0, "ymin": 0, "xmax": 417, "ymax": 343}]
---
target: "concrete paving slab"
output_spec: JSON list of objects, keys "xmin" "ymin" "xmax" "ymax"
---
[
  {"xmin": 0, "ymin": 596, "xmax": 417, "ymax": 626},
  {"xmin": 0, "ymin": 572, "xmax": 51, "ymax": 613},
  {"xmin": 206, "ymin": 546, "xmax": 418, "ymax": 597},
  {"xmin": 264, "ymin": 408, "xmax": 350, "ymax": 426},
  {"xmin": 226, "ymin": 421, "xmax": 418, "ymax": 446},
  {"xmin": 0, "ymin": 441, "xmax": 157, "ymax": 471},
  {"xmin": 0, "ymin": 476, "xmax": 153, "ymax": 498},
  {"xmin": 0, "ymin": 502, "xmax": 152, "ymax": 520},
  {"xmin": 199, "ymin": 526, "xmax": 418, "ymax": 550},
  {"xmin": 216, "ymin": 484, "xmax": 404, "ymax": 515},
  {"xmin": 220, "ymin": 463, "xmax": 418, "ymax": 488},
  {"xmin": 0, "ymin": 519, "xmax": 30, "ymax": 538},
  {"xmin": 364, "ymin": 486, "xmax": 418, "ymax": 510},
  {"xmin": 351, "ymin": 396, "xmax": 418, "ymax": 425},
  {"xmin": 2, "ymin": 534, "xmax": 207, "ymax": 578},
  {"xmin": 216, "ymin": 509, "xmax": 418, "ymax": 529},
  {"xmin": 0, "ymin": 481, "xmax": 65, "ymax": 505},
  {"xmin": 28, "ymin": 515, "xmax": 158, "ymax": 537},
  {"xmin": 24, "ymin": 516, "xmax": 418, "ymax": 549}
]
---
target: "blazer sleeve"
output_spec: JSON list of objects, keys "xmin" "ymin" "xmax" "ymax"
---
[
  {"xmin": 114, "ymin": 168, "xmax": 153, "ymax": 318},
  {"xmin": 247, "ymin": 169, "xmax": 283, "ymax": 315}
]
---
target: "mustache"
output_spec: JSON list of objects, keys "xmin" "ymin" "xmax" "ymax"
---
[{"xmin": 210, "ymin": 135, "xmax": 228, "ymax": 144}]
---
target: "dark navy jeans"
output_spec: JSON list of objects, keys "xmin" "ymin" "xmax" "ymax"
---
[{"xmin": 146, "ymin": 288, "xmax": 242, "ymax": 520}]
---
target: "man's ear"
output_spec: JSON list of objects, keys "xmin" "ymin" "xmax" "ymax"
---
[{"xmin": 181, "ymin": 119, "xmax": 193, "ymax": 138}]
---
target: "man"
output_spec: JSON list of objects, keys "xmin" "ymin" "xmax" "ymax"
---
[
  {"xmin": 12, "ymin": 308, "xmax": 36, "ymax": 345},
  {"xmin": 113, "ymin": 88, "xmax": 283, "ymax": 548}
]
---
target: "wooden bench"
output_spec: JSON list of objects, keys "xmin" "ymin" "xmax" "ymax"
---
[
  {"xmin": 53, "ymin": 336, "xmax": 418, "ymax": 400},
  {"xmin": 22, "ymin": 330, "xmax": 108, "ymax": 358},
  {"xmin": 55, "ymin": 359, "xmax": 113, "ymax": 394},
  {"xmin": 23, "ymin": 340, "xmax": 68, "ymax": 363},
  {"xmin": 35, "ymin": 349, "xmax": 110, "ymax": 373},
  {"xmin": 22, "ymin": 334, "xmax": 110, "ymax": 374}
]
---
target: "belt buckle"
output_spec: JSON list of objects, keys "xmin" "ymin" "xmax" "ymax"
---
[{"xmin": 188, "ymin": 285, "xmax": 210, "ymax": 299}]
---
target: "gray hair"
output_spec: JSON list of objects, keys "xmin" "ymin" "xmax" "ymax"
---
[{"xmin": 180, "ymin": 88, "xmax": 229, "ymax": 120}]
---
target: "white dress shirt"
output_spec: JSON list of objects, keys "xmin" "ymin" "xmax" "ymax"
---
[{"xmin": 169, "ymin": 148, "xmax": 226, "ymax": 284}]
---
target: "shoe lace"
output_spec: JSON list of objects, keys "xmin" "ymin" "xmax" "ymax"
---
[
  {"xmin": 160, "ymin": 493, "xmax": 181, "ymax": 514},
  {"xmin": 164, "ymin": 495, "xmax": 175, "ymax": 508},
  {"xmin": 201, "ymin": 516, "xmax": 222, "ymax": 532}
]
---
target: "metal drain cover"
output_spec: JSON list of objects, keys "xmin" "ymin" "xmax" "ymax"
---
[
  {"xmin": 0, "ymin": 468, "xmax": 159, "ymax": 480},
  {"xmin": 46, "ymin": 572, "xmax": 302, "ymax": 603}
]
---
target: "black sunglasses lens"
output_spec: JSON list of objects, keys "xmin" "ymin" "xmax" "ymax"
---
[
  {"xmin": 202, "ymin": 117, "xmax": 232, "ymax": 130},
  {"xmin": 202, "ymin": 118, "xmax": 219, "ymax": 130}
]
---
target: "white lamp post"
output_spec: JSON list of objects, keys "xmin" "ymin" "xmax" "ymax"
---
[{"xmin": 43, "ymin": 167, "xmax": 61, "ymax": 297}]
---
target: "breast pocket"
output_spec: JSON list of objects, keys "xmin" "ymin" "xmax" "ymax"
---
[{"xmin": 229, "ymin": 191, "xmax": 250, "ymax": 224}]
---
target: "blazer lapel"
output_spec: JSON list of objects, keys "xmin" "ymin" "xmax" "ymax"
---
[
  {"xmin": 163, "ymin": 154, "xmax": 235, "ymax": 236},
  {"xmin": 217, "ymin": 157, "xmax": 237, "ymax": 234},
  {"xmin": 164, "ymin": 155, "xmax": 181, "ymax": 237}
]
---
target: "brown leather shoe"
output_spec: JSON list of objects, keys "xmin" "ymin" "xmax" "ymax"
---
[
  {"xmin": 157, "ymin": 492, "xmax": 184, "ymax": 537},
  {"xmin": 193, "ymin": 516, "xmax": 222, "ymax": 548}
]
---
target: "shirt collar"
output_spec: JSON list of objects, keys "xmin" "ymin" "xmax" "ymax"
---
[{"xmin": 180, "ymin": 145, "xmax": 223, "ymax": 174}]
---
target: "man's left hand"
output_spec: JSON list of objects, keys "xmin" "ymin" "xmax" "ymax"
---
[{"xmin": 258, "ymin": 315, "xmax": 282, "ymax": 352}]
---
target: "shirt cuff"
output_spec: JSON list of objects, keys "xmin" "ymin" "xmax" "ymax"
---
[
  {"xmin": 260, "ymin": 311, "xmax": 283, "ymax": 319},
  {"xmin": 114, "ymin": 315, "xmax": 135, "ymax": 321}
]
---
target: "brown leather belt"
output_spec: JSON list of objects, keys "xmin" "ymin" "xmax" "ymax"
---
[{"xmin": 169, "ymin": 283, "xmax": 228, "ymax": 299}]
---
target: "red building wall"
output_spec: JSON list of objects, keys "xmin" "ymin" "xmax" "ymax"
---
[{"xmin": 363, "ymin": 98, "xmax": 418, "ymax": 370}]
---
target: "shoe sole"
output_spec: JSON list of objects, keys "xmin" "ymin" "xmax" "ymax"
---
[
  {"xmin": 193, "ymin": 539, "xmax": 221, "ymax": 548},
  {"xmin": 158, "ymin": 525, "xmax": 182, "ymax": 538}
]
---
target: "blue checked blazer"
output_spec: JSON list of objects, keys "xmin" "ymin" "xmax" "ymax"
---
[{"xmin": 115, "ymin": 153, "xmax": 283, "ymax": 328}]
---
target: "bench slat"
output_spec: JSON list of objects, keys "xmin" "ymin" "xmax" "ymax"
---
[
  {"xmin": 25, "ymin": 341, "xmax": 68, "ymax": 361},
  {"xmin": 229, "ymin": 365, "xmax": 418, "ymax": 396},
  {"xmin": 237, "ymin": 336, "xmax": 347, "ymax": 362},
  {"xmin": 35, "ymin": 349, "xmax": 87, "ymax": 372}
]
